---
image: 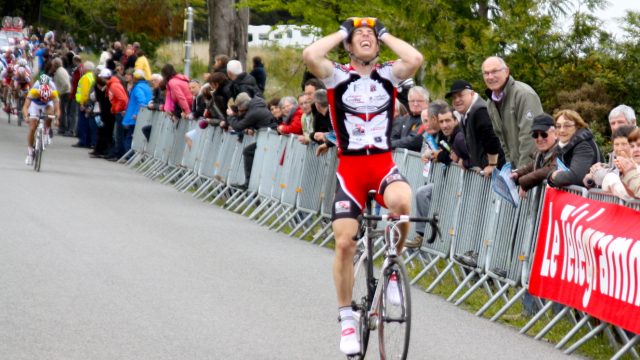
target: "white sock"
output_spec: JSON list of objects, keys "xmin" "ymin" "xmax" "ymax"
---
[{"xmin": 27, "ymin": 147, "xmax": 34, "ymax": 156}]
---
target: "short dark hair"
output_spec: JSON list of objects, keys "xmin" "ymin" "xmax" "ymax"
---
[{"xmin": 304, "ymin": 78, "xmax": 326, "ymax": 90}]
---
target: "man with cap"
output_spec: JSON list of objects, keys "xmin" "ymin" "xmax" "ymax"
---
[
  {"xmin": 511, "ymin": 113, "xmax": 558, "ymax": 197},
  {"xmin": 303, "ymin": 17, "xmax": 423, "ymax": 355},
  {"xmin": 101, "ymin": 68, "xmax": 129, "ymax": 161},
  {"xmin": 482, "ymin": 56, "xmax": 543, "ymax": 167},
  {"xmin": 447, "ymin": 79, "xmax": 505, "ymax": 176}
]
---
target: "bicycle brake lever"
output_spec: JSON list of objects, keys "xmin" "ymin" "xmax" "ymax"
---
[{"xmin": 426, "ymin": 213, "xmax": 441, "ymax": 244}]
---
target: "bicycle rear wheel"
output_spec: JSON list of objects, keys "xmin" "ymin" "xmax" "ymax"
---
[
  {"xmin": 34, "ymin": 130, "xmax": 43, "ymax": 172},
  {"xmin": 378, "ymin": 257, "xmax": 411, "ymax": 360},
  {"xmin": 349, "ymin": 250, "xmax": 371, "ymax": 359},
  {"xmin": 16, "ymin": 95, "xmax": 24, "ymax": 127},
  {"xmin": 6, "ymin": 91, "xmax": 13, "ymax": 124}
]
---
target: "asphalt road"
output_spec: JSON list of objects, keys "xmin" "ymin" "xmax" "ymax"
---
[{"xmin": 0, "ymin": 115, "xmax": 583, "ymax": 359}]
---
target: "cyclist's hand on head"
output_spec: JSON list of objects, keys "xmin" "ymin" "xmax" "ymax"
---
[
  {"xmin": 338, "ymin": 18, "xmax": 355, "ymax": 39},
  {"xmin": 373, "ymin": 18, "xmax": 389, "ymax": 40}
]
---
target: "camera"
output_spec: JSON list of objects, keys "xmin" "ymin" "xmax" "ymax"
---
[{"xmin": 584, "ymin": 164, "xmax": 617, "ymax": 188}]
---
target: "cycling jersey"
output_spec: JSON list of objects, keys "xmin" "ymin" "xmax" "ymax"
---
[
  {"xmin": 322, "ymin": 62, "xmax": 400, "ymax": 156},
  {"xmin": 27, "ymin": 81, "xmax": 59, "ymax": 106},
  {"xmin": 322, "ymin": 62, "xmax": 408, "ymax": 220}
]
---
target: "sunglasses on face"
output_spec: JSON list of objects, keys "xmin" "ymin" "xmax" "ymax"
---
[{"xmin": 531, "ymin": 131, "xmax": 548, "ymax": 139}]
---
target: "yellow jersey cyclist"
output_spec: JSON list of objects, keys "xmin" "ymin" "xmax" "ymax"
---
[{"xmin": 22, "ymin": 74, "xmax": 61, "ymax": 165}]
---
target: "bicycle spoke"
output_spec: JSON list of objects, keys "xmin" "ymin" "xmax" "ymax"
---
[{"xmin": 378, "ymin": 259, "xmax": 411, "ymax": 360}]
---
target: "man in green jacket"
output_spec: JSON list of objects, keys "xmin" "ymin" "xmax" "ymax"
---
[{"xmin": 482, "ymin": 56, "xmax": 543, "ymax": 168}]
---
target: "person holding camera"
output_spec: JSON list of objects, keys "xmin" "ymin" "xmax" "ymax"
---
[
  {"xmin": 615, "ymin": 128, "xmax": 640, "ymax": 199},
  {"xmin": 583, "ymin": 125, "xmax": 635, "ymax": 200}
]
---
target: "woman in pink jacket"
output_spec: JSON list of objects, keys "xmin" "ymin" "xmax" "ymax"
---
[{"xmin": 161, "ymin": 64, "xmax": 192, "ymax": 120}]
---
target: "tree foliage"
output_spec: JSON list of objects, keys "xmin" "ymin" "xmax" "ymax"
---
[{"xmin": 240, "ymin": 0, "xmax": 637, "ymax": 145}]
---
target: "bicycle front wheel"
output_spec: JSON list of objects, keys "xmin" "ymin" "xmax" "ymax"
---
[
  {"xmin": 378, "ymin": 257, "xmax": 411, "ymax": 360},
  {"xmin": 34, "ymin": 131, "xmax": 43, "ymax": 172},
  {"xmin": 349, "ymin": 250, "xmax": 371, "ymax": 359}
]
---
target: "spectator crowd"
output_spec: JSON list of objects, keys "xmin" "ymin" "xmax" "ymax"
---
[{"xmin": 26, "ymin": 31, "xmax": 640, "ymax": 224}]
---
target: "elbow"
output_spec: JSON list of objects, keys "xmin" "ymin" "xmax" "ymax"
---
[
  {"xmin": 302, "ymin": 48, "xmax": 314, "ymax": 66},
  {"xmin": 408, "ymin": 52, "xmax": 424, "ymax": 70}
]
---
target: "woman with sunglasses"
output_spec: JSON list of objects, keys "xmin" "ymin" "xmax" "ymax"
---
[
  {"xmin": 547, "ymin": 109, "xmax": 603, "ymax": 188},
  {"xmin": 511, "ymin": 113, "xmax": 558, "ymax": 197}
]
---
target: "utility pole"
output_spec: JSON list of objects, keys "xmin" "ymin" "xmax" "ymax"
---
[{"xmin": 183, "ymin": 6, "xmax": 194, "ymax": 78}]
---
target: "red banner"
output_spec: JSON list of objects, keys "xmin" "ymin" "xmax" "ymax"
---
[{"xmin": 529, "ymin": 187, "xmax": 640, "ymax": 334}]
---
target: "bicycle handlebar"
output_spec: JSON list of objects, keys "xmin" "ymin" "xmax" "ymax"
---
[{"xmin": 356, "ymin": 213, "xmax": 441, "ymax": 245}]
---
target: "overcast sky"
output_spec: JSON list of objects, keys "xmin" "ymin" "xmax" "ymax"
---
[{"xmin": 591, "ymin": 0, "xmax": 640, "ymax": 37}]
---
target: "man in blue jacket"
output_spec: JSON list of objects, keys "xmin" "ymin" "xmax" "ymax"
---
[{"xmin": 122, "ymin": 69, "xmax": 152, "ymax": 154}]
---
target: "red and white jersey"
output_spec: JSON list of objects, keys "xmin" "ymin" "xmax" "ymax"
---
[{"xmin": 322, "ymin": 62, "xmax": 400, "ymax": 156}]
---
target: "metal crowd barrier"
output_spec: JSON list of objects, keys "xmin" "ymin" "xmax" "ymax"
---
[{"xmin": 123, "ymin": 123, "xmax": 640, "ymax": 359}]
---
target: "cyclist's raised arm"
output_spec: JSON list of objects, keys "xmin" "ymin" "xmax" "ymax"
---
[
  {"xmin": 383, "ymin": 33, "xmax": 424, "ymax": 81},
  {"xmin": 302, "ymin": 32, "xmax": 343, "ymax": 80}
]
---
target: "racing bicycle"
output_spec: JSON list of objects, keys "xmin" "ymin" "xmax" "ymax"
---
[
  {"xmin": 33, "ymin": 110, "xmax": 55, "ymax": 172},
  {"xmin": 349, "ymin": 190, "xmax": 440, "ymax": 360}
]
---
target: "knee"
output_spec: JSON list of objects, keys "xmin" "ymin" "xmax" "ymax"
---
[{"xmin": 334, "ymin": 235, "xmax": 356, "ymax": 258}]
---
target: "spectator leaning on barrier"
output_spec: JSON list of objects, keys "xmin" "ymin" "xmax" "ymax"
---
[
  {"xmin": 277, "ymin": 95, "xmax": 303, "ymax": 135},
  {"xmin": 298, "ymin": 94, "xmax": 314, "ymax": 144},
  {"xmin": 547, "ymin": 109, "xmax": 602, "ymax": 188},
  {"xmin": 310, "ymin": 89, "xmax": 333, "ymax": 145},
  {"xmin": 390, "ymin": 86, "xmax": 428, "ymax": 151},
  {"xmin": 104, "ymin": 68, "xmax": 129, "ymax": 161},
  {"xmin": 511, "ymin": 113, "xmax": 558, "ymax": 197},
  {"xmin": 433, "ymin": 100, "xmax": 470, "ymax": 167},
  {"xmin": 74, "ymin": 61, "xmax": 96, "ymax": 148},
  {"xmin": 162, "ymin": 63, "xmax": 192, "ymax": 120},
  {"xmin": 189, "ymin": 80, "xmax": 206, "ymax": 119},
  {"xmin": 147, "ymin": 73, "xmax": 164, "ymax": 111},
  {"xmin": 268, "ymin": 97, "xmax": 283, "ymax": 124},
  {"xmin": 482, "ymin": 56, "xmax": 543, "ymax": 168},
  {"xmin": 226, "ymin": 92, "xmax": 277, "ymax": 190},
  {"xmin": 207, "ymin": 71, "xmax": 232, "ymax": 123},
  {"xmin": 250, "ymin": 56, "xmax": 267, "ymax": 93},
  {"xmin": 447, "ymin": 79, "xmax": 505, "ymax": 175},
  {"xmin": 227, "ymin": 59, "xmax": 262, "ymax": 99},
  {"xmin": 122, "ymin": 69, "xmax": 152, "ymax": 155},
  {"xmin": 583, "ymin": 126, "xmax": 634, "ymax": 201},
  {"xmin": 616, "ymin": 127, "xmax": 640, "ymax": 198}
]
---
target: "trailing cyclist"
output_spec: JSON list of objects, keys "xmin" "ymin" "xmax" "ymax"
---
[
  {"xmin": 22, "ymin": 74, "xmax": 61, "ymax": 165},
  {"xmin": 303, "ymin": 17, "xmax": 423, "ymax": 356}
]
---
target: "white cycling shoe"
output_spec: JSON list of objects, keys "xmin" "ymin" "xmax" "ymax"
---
[
  {"xmin": 387, "ymin": 272, "xmax": 401, "ymax": 306},
  {"xmin": 340, "ymin": 320, "xmax": 361, "ymax": 355},
  {"xmin": 25, "ymin": 154, "xmax": 33, "ymax": 165}
]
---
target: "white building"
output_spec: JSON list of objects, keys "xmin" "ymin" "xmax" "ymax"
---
[{"xmin": 248, "ymin": 25, "xmax": 320, "ymax": 47}]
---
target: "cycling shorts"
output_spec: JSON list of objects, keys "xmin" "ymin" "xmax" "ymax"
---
[
  {"xmin": 27, "ymin": 102, "xmax": 54, "ymax": 118},
  {"xmin": 331, "ymin": 152, "xmax": 407, "ymax": 220}
]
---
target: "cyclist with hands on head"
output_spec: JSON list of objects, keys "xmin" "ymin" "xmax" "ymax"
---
[
  {"xmin": 22, "ymin": 74, "xmax": 60, "ymax": 165},
  {"xmin": 302, "ymin": 17, "xmax": 423, "ymax": 356}
]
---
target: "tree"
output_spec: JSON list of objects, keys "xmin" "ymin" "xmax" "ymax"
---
[{"xmin": 207, "ymin": 0, "xmax": 249, "ymax": 70}]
